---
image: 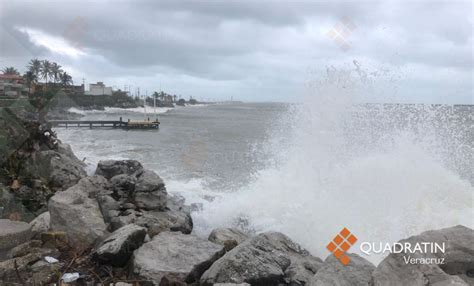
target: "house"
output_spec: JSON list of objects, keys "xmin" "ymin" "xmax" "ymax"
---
[
  {"xmin": 85, "ymin": 82, "xmax": 113, "ymax": 96},
  {"xmin": 164, "ymin": 95, "xmax": 173, "ymax": 103},
  {"xmin": 0, "ymin": 74, "xmax": 28, "ymax": 97}
]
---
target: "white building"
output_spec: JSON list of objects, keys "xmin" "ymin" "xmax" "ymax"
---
[{"xmin": 85, "ymin": 82, "xmax": 113, "ymax": 96}]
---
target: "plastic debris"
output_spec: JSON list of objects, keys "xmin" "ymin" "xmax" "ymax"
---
[
  {"xmin": 44, "ymin": 256, "xmax": 59, "ymax": 263},
  {"xmin": 61, "ymin": 272, "xmax": 80, "ymax": 283}
]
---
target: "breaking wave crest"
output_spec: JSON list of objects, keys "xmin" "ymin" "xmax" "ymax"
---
[{"xmin": 192, "ymin": 63, "xmax": 473, "ymax": 263}]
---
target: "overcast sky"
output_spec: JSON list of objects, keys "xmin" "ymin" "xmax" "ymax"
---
[{"xmin": 0, "ymin": 0, "xmax": 472, "ymax": 103}]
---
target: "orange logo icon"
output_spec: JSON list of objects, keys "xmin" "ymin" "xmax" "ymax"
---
[{"xmin": 326, "ymin": 227, "xmax": 357, "ymax": 265}]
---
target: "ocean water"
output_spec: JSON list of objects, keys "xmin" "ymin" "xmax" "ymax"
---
[{"xmin": 55, "ymin": 77, "xmax": 473, "ymax": 264}]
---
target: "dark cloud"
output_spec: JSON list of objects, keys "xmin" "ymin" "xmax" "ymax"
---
[{"xmin": 0, "ymin": 0, "xmax": 472, "ymax": 103}]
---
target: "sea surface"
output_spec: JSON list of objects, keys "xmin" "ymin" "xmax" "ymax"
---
[{"xmin": 56, "ymin": 101, "xmax": 473, "ymax": 264}]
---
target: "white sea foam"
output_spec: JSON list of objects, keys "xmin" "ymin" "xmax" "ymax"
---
[
  {"xmin": 68, "ymin": 106, "xmax": 173, "ymax": 115},
  {"xmin": 191, "ymin": 64, "xmax": 474, "ymax": 264}
]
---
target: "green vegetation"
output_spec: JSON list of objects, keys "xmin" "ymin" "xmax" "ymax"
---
[
  {"xmin": 3, "ymin": 58, "xmax": 199, "ymax": 110},
  {"xmin": 2, "ymin": 67, "xmax": 20, "ymax": 75}
]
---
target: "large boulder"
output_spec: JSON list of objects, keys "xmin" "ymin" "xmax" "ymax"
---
[
  {"xmin": 208, "ymin": 228, "xmax": 249, "ymax": 245},
  {"xmin": 132, "ymin": 231, "xmax": 224, "ymax": 284},
  {"xmin": 372, "ymin": 225, "xmax": 474, "ymax": 286},
  {"xmin": 29, "ymin": 211, "xmax": 50, "ymax": 234},
  {"xmin": 22, "ymin": 143, "xmax": 87, "ymax": 192},
  {"xmin": 108, "ymin": 194, "xmax": 192, "ymax": 235},
  {"xmin": 200, "ymin": 232, "xmax": 322, "ymax": 286},
  {"xmin": 48, "ymin": 176, "xmax": 109, "ymax": 248},
  {"xmin": 93, "ymin": 224, "xmax": 147, "ymax": 267},
  {"xmin": 95, "ymin": 160, "xmax": 143, "ymax": 179},
  {"xmin": 0, "ymin": 219, "xmax": 32, "ymax": 250},
  {"xmin": 309, "ymin": 253, "xmax": 375, "ymax": 286},
  {"xmin": 134, "ymin": 169, "xmax": 165, "ymax": 192},
  {"xmin": 134, "ymin": 169, "xmax": 167, "ymax": 211}
]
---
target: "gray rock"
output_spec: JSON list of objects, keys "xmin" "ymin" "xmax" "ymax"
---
[
  {"xmin": 286, "ymin": 255, "xmax": 324, "ymax": 286},
  {"xmin": 372, "ymin": 225, "xmax": 474, "ymax": 286},
  {"xmin": 48, "ymin": 176, "xmax": 109, "ymax": 248},
  {"xmin": 0, "ymin": 219, "xmax": 32, "ymax": 250},
  {"xmin": 97, "ymin": 192, "xmax": 121, "ymax": 224},
  {"xmin": 95, "ymin": 160, "xmax": 143, "ymax": 179},
  {"xmin": 201, "ymin": 231, "xmax": 322, "ymax": 286},
  {"xmin": 24, "ymin": 145, "xmax": 87, "ymax": 192},
  {"xmin": 139, "ymin": 209, "xmax": 193, "ymax": 235},
  {"xmin": 0, "ymin": 250, "xmax": 62, "ymax": 285},
  {"xmin": 110, "ymin": 174, "xmax": 137, "ymax": 194},
  {"xmin": 310, "ymin": 253, "xmax": 375, "ymax": 286},
  {"xmin": 94, "ymin": 224, "xmax": 147, "ymax": 267},
  {"xmin": 135, "ymin": 190, "xmax": 167, "ymax": 211},
  {"xmin": 28, "ymin": 259, "xmax": 63, "ymax": 285},
  {"xmin": 8, "ymin": 239, "xmax": 42, "ymax": 258},
  {"xmin": 208, "ymin": 228, "xmax": 249, "ymax": 245},
  {"xmin": 132, "ymin": 231, "xmax": 224, "ymax": 284},
  {"xmin": 135, "ymin": 169, "xmax": 166, "ymax": 193},
  {"xmin": 0, "ymin": 252, "xmax": 44, "ymax": 283},
  {"xmin": 30, "ymin": 211, "xmax": 50, "ymax": 234}
]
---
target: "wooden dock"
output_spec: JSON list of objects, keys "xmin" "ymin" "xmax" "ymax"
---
[{"xmin": 49, "ymin": 117, "xmax": 159, "ymax": 129}]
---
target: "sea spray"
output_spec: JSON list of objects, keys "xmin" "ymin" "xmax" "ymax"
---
[{"xmin": 192, "ymin": 63, "xmax": 473, "ymax": 264}]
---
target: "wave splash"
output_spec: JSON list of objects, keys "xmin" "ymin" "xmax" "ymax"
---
[{"xmin": 192, "ymin": 63, "xmax": 473, "ymax": 264}]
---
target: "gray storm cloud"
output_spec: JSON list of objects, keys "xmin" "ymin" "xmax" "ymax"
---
[{"xmin": 0, "ymin": 0, "xmax": 472, "ymax": 103}]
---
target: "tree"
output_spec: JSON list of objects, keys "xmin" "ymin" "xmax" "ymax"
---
[
  {"xmin": 40, "ymin": 60, "xmax": 52, "ymax": 89},
  {"xmin": 23, "ymin": 71, "xmax": 37, "ymax": 95},
  {"xmin": 59, "ymin": 72, "xmax": 73, "ymax": 87},
  {"xmin": 50, "ymin": 62, "xmax": 63, "ymax": 83},
  {"xmin": 28, "ymin": 58, "xmax": 41, "ymax": 78},
  {"xmin": 2, "ymin": 67, "xmax": 19, "ymax": 75}
]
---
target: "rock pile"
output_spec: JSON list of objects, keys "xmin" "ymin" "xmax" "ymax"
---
[{"xmin": 0, "ymin": 159, "xmax": 472, "ymax": 285}]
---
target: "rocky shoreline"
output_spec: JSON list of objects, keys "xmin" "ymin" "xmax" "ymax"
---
[{"xmin": 0, "ymin": 129, "xmax": 473, "ymax": 285}]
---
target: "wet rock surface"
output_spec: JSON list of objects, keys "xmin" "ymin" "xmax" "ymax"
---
[
  {"xmin": 0, "ymin": 219, "xmax": 32, "ymax": 250},
  {"xmin": 310, "ymin": 253, "xmax": 375, "ymax": 286},
  {"xmin": 22, "ymin": 143, "xmax": 87, "ymax": 192},
  {"xmin": 93, "ymin": 224, "xmax": 147, "ymax": 267},
  {"xmin": 95, "ymin": 160, "xmax": 144, "ymax": 179},
  {"xmin": 48, "ymin": 176, "xmax": 109, "ymax": 248},
  {"xmin": 132, "ymin": 231, "xmax": 224, "ymax": 284},
  {"xmin": 372, "ymin": 225, "xmax": 474, "ymax": 286},
  {"xmin": 29, "ymin": 211, "xmax": 50, "ymax": 234},
  {"xmin": 200, "ymin": 231, "xmax": 322, "ymax": 286},
  {"xmin": 208, "ymin": 227, "xmax": 249, "ymax": 245}
]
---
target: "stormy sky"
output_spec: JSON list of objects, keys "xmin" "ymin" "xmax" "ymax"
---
[{"xmin": 0, "ymin": 0, "xmax": 472, "ymax": 103}]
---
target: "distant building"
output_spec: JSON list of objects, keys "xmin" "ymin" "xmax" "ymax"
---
[
  {"xmin": 66, "ymin": 84, "xmax": 85, "ymax": 94},
  {"xmin": 0, "ymin": 74, "xmax": 28, "ymax": 97},
  {"xmin": 85, "ymin": 82, "xmax": 113, "ymax": 96},
  {"xmin": 164, "ymin": 95, "xmax": 173, "ymax": 103}
]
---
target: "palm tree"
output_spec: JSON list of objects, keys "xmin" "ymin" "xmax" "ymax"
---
[
  {"xmin": 28, "ymin": 58, "xmax": 41, "ymax": 78},
  {"xmin": 2, "ymin": 67, "xmax": 19, "ymax": 75},
  {"xmin": 59, "ymin": 72, "xmax": 73, "ymax": 87},
  {"xmin": 40, "ymin": 60, "xmax": 52, "ymax": 90},
  {"xmin": 23, "ymin": 71, "xmax": 37, "ymax": 95},
  {"xmin": 50, "ymin": 62, "xmax": 63, "ymax": 84}
]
